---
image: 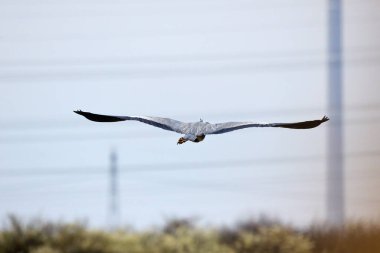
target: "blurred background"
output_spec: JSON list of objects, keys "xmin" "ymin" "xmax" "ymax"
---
[{"xmin": 0, "ymin": 0, "xmax": 379, "ymax": 230}]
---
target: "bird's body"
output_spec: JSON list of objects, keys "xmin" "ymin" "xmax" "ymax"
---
[{"xmin": 74, "ymin": 110, "xmax": 329, "ymax": 145}]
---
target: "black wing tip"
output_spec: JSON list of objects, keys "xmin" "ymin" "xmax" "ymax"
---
[
  {"xmin": 321, "ymin": 115, "xmax": 329, "ymax": 123},
  {"xmin": 276, "ymin": 115, "xmax": 330, "ymax": 129},
  {"xmin": 73, "ymin": 109, "xmax": 94, "ymax": 120},
  {"xmin": 73, "ymin": 110, "xmax": 126, "ymax": 122},
  {"xmin": 73, "ymin": 110, "xmax": 86, "ymax": 116}
]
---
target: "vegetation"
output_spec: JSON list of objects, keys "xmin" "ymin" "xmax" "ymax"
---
[{"xmin": 1, "ymin": 215, "xmax": 379, "ymax": 253}]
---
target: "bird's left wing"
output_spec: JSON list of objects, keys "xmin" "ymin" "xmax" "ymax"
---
[
  {"xmin": 203, "ymin": 116, "xmax": 329, "ymax": 135},
  {"xmin": 74, "ymin": 110, "xmax": 186, "ymax": 134}
]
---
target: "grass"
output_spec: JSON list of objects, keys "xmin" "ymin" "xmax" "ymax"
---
[{"xmin": 1, "ymin": 215, "xmax": 380, "ymax": 253}]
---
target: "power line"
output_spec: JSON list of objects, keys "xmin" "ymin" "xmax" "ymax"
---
[
  {"xmin": 1, "ymin": 151, "xmax": 379, "ymax": 177},
  {"xmin": 0, "ymin": 2, "xmax": 377, "ymax": 44},
  {"xmin": 2, "ymin": 18, "xmax": 378, "ymax": 43},
  {"xmin": 1, "ymin": 55, "xmax": 380, "ymax": 82},
  {"xmin": 2, "ymin": 172, "xmax": 378, "ymax": 201},
  {"xmin": 0, "ymin": 25, "xmax": 326, "ymax": 43},
  {"xmin": 0, "ymin": 0, "xmax": 376, "ymax": 21},
  {"xmin": 0, "ymin": 0, "xmax": 372, "ymax": 6},
  {"xmin": 0, "ymin": 0, "xmax": 323, "ymax": 7},
  {"xmin": 0, "ymin": 1, "xmax": 332, "ymax": 21},
  {"xmin": 1, "ymin": 46, "xmax": 379, "ymax": 68}
]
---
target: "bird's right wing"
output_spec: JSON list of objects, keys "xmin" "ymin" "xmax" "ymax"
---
[
  {"xmin": 74, "ymin": 110, "xmax": 187, "ymax": 134},
  {"xmin": 204, "ymin": 116, "xmax": 329, "ymax": 134}
]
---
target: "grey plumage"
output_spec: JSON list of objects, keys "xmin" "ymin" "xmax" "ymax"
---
[{"xmin": 74, "ymin": 110, "xmax": 329, "ymax": 144}]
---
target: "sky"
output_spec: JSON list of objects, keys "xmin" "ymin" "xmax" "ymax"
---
[{"xmin": 0, "ymin": 0, "xmax": 380, "ymax": 229}]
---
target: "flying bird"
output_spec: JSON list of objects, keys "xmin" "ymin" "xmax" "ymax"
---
[{"xmin": 74, "ymin": 110, "xmax": 329, "ymax": 145}]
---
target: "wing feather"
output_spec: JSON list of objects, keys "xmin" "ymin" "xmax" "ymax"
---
[
  {"xmin": 204, "ymin": 116, "xmax": 329, "ymax": 135},
  {"xmin": 74, "ymin": 110, "xmax": 186, "ymax": 134}
]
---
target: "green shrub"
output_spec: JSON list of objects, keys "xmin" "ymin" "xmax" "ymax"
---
[
  {"xmin": 2, "ymin": 215, "xmax": 380, "ymax": 253},
  {"xmin": 224, "ymin": 226, "xmax": 312, "ymax": 253},
  {"xmin": 31, "ymin": 246, "xmax": 60, "ymax": 253}
]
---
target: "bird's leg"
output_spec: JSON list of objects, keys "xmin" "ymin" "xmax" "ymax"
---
[{"xmin": 177, "ymin": 137, "xmax": 188, "ymax": 145}]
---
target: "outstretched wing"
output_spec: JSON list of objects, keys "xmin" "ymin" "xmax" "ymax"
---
[
  {"xmin": 204, "ymin": 116, "xmax": 329, "ymax": 135},
  {"xmin": 74, "ymin": 110, "xmax": 186, "ymax": 134}
]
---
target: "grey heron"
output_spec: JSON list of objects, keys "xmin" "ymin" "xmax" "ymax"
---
[{"xmin": 74, "ymin": 110, "xmax": 329, "ymax": 145}]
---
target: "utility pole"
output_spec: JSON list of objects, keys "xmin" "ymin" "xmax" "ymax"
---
[
  {"xmin": 327, "ymin": 0, "xmax": 344, "ymax": 226},
  {"xmin": 108, "ymin": 149, "xmax": 120, "ymax": 229}
]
